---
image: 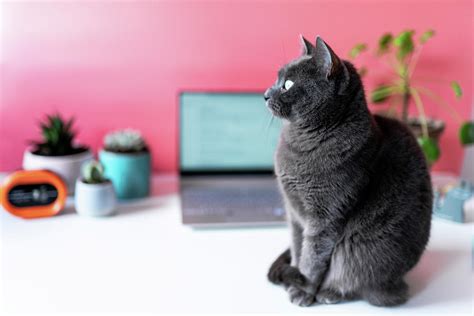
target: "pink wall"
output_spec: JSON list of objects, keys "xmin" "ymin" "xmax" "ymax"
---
[{"xmin": 1, "ymin": 0, "xmax": 472, "ymax": 173}]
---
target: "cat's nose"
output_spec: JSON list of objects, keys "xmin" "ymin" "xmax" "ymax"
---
[{"xmin": 264, "ymin": 89, "xmax": 271, "ymax": 101}]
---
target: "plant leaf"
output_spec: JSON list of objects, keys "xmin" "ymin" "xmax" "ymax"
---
[
  {"xmin": 393, "ymin": 30, "xmax": 415, "ymax": 60},
  {"xmin": 459, "ymin": 121, "xmax": 474, "ymax": 145},
  {"xmin": 450, "ymin": 81, "xmax": 462, "ymax": 99},
  {"xmin": 419, "ymin": 29, "xmax": 435, "ymax": 44},
  {"xmin": 348, "ymin": 43, "xmax": 367, "ymax": 59},
  {"xmin": 377, "ymin": 33, "xmax": 393, "ymax": 54},
  {"xmin": 417, "ymin": 136, "xmax": 440, "ymax": 163},
  {"xmin": 371, "ymin": 85, "xmax": 393, "ymax": 103}
]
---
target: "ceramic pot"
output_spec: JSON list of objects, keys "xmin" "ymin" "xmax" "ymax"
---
[
  {"xmin": 99, "ymin": 150, "xmax": 151, "ymax": 200},
  {"xmin": 75, "ymin": 179, "xmax": 116, "ymax": 217},
  {"xmin": 23, "ymin": 149, "xmax": 93, "ymax": 195}
]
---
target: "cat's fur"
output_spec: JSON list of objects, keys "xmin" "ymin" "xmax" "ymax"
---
[{"xmin": 264, "ymin": 36, "xmax": 432, "ymax": 307}]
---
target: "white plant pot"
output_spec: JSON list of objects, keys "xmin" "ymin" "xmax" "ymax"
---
[
  {"xmin": 75, "ymin": 179, "xmax": 116, "ymax": 217},
  {"xmin": 23, "ymin": 149, "xmax": 93, "ymax": 195}
]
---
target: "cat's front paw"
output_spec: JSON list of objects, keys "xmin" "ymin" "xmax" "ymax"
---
[{"xmin": 288, "ymin": 286, "xmax": 315, "ymax": 307}]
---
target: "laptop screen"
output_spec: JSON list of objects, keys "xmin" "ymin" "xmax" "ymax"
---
[{"xmin": 179, "ymin": 92, "xmax": 281, "ymax": 173}]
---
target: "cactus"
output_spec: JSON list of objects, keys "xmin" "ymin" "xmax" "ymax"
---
[
  {"xmin": 32, "ymin": 113, "xmax": 87, "ymax": 156},
  {"xmin": 82, "ymin": 160, "xmax": 107, "ymax": 184},
  {"xmin": 103, "ymin": 129, "xmax": 147, "ymax": 153}
]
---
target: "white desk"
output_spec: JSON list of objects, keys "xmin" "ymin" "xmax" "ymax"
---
[{"xmin": 1, "ymin": 175, "xmax": 473, "ymax": 315}]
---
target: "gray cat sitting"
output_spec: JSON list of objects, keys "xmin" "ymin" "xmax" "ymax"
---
[{"xmin": 264, "ymin": 36, "xmax": 432, "ymax": 307}]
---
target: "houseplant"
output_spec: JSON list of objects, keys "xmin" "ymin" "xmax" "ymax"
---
[
  {"xmin": 99, "ymin": 129, "xmax": 151, "ymax": 200},
  {"xmin": 75, "ymin": 160, "xmax": 116, "ymax": 217},
  {"xmin": 23, "ymin": 113, "xmax": 93, "ymax": 194},
  {"xmin": 349, "ymin": 29, "xmax": 474, "ymax": 164}
]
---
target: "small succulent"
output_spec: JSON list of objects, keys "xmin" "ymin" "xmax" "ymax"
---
[
  {"xmin": 81, "ymin": 160, "xmax": 108, "ymax": 184},
  {"xmin": 32, "ymin": 113, "xmax": 87, "ymax": 156},
  {"xmin": 103, "ymin": 129, "xmax": 147, "ymax": 153}
]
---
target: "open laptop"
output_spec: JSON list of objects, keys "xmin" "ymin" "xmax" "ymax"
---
[{"xmin": 179, "ymin": 92, "xmax": 286, "ymax": 227}]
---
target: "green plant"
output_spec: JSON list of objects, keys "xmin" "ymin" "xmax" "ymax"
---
[
  {"xmin": 103, "ymin": 129, "xmax": 147, "ymax": 153},
  {"xmin": 32, "ymin": 113, "xmax": 87, "ymax": 156},
  {"xmin": 349, "ymin": 29, "xmax": 474, "ymax": 164},
  {"xmin": 81, "ymin": 160, "xmax": 108, "ymax": 184}
]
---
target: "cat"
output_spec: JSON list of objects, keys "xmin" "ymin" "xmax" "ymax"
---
[{"xmin": 264, "ymin": 36, "xmax": 432, "ymax": 307}]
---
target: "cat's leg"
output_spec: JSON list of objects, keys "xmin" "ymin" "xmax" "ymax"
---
[
  {"xmin": 362, "ymin": 279, "xmax": 409, "ymax": 307},
  {"xmin": 289, "ymin": 219, "xmax": 303, "ymax": 266},
  {"xmin": 297, "ymin": 230, "xmax": 337, "ymax": 294}
]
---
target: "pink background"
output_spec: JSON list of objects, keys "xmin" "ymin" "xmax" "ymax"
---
[{"xmin": 1, "ymin": 0, "xmax": 472, "ymax": 173}]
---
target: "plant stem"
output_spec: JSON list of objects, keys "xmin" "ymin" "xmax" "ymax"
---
[
  {"xmin": 410, "ymin": 87, "xmax": 429, "ymax": 138},
  {"xmin": 415, "ymin": 86, "xmax": 463, "ymax": 123}
]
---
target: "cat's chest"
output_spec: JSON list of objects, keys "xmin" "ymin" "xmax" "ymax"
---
[{"xmin": 274, "ymin": 142, "xmax": 316, "ymax": 195}]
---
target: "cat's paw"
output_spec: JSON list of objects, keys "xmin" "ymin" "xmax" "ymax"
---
[
  {"xmin": 316, "ymin": 289, "xmax": 343, "ymax": 304},
  {"xmin": 288, "ymin": 286, "xmax": 315, "ymax": 307}
]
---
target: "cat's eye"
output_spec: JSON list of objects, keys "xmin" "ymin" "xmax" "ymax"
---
[{"xmin": 284, "ymin": 80, "xmax": 294, "ymax": 91}]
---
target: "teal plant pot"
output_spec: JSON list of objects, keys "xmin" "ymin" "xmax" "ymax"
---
[{"xmin": 99, "ymin": 150, "xmax": 151, "ymax": 200}]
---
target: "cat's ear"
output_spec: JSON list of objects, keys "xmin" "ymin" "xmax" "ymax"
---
[
  {"xmin": 314, "ymin": 36, "xmax": 342, "ymax": 79},
  {"xmin": 300, "ymin": 34, "xmax": 314, "ymax": 55}
]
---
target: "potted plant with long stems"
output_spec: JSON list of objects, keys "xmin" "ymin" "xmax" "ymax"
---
[
  {"xmin": 23, "ymin": 113, "xmax": 93, "ymax": 194},
  {"xmin": 349, "ymin": 30, "xmax": 474, "ymax": 164}
]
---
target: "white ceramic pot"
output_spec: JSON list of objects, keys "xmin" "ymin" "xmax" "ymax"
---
[
  {"xmin": 23, "ymin": 149, "xmax": 93, "ymax": 195},
  {"xmin": 75, "ymin": 179, "xmax": 116, "ymax": 217}
]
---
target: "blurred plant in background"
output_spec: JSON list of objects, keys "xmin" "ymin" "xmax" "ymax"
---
[
  {"xmin": 81, "ymin": 160, "xmax": 108, "ymax": 184},
  {"xmin": 103, "ymin": 129, "xmax": 148, "ymax": 153},
  {"xmin": 31, "ymin": 113, "xmax": 88, "ymax": 156},
  {"xmin": 349, "ymin": 29, "xmax": 474, "ymax": 164}
]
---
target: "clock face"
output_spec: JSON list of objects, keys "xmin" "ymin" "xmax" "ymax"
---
[
  {"xmin": 8, "ymin": 184, "xmax": 59, "ymax": 207},
  {"xmin": 1, "ymin": 170, "xmax": 67, "ymax": 219}
]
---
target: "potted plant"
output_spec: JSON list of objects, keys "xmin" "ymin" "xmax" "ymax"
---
[
  {"xmin": 23, "ymin": 113, "xmax": 93, "ymax": 194},
  {"xmin": 75, "ymin": 160, "xmax": 116, "ymax": 217},
  {"xmin": 99, "ymin": 129, "xmax": 151, "ymax": 200},
  {"xmin": 349, "ymin": 29, "xmax": 474, "ymax": 164}
]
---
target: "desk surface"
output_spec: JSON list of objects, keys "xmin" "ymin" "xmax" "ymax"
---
[{"xmin": 1, "ymin": 174, "xmax": 473, "ymax": 315}]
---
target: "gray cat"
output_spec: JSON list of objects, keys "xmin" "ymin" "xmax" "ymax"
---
[{"xmin": 264, "ymin": 36, "xmax": 432, "ymax": 307}]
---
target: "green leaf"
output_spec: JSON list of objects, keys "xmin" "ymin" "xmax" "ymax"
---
[
  {"xmin": 419, "ymin": 29, "xmax": 435, "ymax": 44},
  {"xmin": 450, "ymin": 81, "xmax": 462, "ymax": 99},
  {"xmin": 417, "ymin": 136, "xmax": 441, "ymax": 163},
  {"xmin": 371, "ymin": 85, "xmax": 393, "ymax": 103},
  {"xmin": 393, "ymin": 30, "xmax": 415, "ymax": 60},
  {"xmin": 377, "ymin": 33, "xmax": 393, "ymax": 54},
  {"xmin": 348, "ymin": 43, "xmax": 367, "ymax": 59},
  {"xmin": 459, "ymin": 121, "xmax": 474, "ymax": 145}
]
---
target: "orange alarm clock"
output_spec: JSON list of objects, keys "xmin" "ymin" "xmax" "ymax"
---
[{"xmin": 0, "ymin": 170, "xmax": 67, "ymax": 219}]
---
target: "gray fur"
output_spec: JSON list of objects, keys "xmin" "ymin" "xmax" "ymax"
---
[{"xmin": 265, "ymin": 36, "xmax": 432, "ymax": 307}]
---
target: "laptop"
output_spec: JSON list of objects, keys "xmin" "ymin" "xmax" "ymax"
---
[{"xmin": 179, "ymin": 92, "xmax": 286, "ymax": 227}]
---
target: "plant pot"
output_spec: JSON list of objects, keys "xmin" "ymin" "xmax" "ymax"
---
[
  {"xmin": 75, "ymin": 179, "xmax": 116, "ymax": 217},
  {"xmin": 99, "ymin": 149, "xmax": 151, "ymax": 200},
  {"xmin": 23, "ymin": 149, "xmax": 93, "ymax": 195},
  {"xmin": 407, "ymin": 117, "xmax": 446, "ymax": 142}
]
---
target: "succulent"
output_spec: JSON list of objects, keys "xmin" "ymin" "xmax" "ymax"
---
[
  {"xmin": 103, "ymin": 129, "xmax": 147, "ymax": 153},
  {"xmin": 81, "ymin": 160, "xmax": 108, "ymax": 184},
  {"xmin": 32, "ymin": 113, "xmax": 87, "ymax": 156}
]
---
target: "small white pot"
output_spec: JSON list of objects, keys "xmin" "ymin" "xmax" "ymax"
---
[
  {"xmin": 75, "ymin": 179, "xmax": 116, "ymax": 217},
  {"xmin": 23, "ymin": 149, "xmax": 93, "ymax": 195}
]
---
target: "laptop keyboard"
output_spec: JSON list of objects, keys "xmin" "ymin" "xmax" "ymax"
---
[{"xmin": 181, "ymin": 186, "xmax": 285, "ymax": 221}]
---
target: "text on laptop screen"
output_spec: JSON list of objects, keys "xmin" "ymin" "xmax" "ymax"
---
[{"xmin": 180, "ymin": 93, "xmax": 281, "ymax": 172}]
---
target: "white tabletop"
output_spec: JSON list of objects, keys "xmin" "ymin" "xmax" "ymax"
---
[{"xmin": 1, "ymin": 174, "xmax": 473, "ymax": 315}]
